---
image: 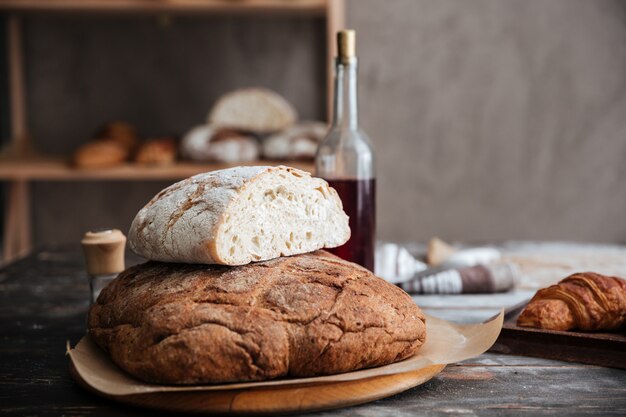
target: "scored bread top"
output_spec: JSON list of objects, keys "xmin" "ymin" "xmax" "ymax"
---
[
  {"xmin": 128, "ymin": 166, "xmax": 350, "ymax": 265},
  {"xmin": 88, "ymin": 251, "xmax": 427, "ymax": 384}
]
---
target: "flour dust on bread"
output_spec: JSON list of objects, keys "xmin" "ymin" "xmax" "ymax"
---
[
  {"xmin": 128, "ymin": 166, "xmax": 350, "ymax": 265},
  {"xmin": 208, "ymin": 88, "xmax": 297, "ymax": 133},
  {"xmin": 88, "ymin": 251, "xmax": 427, "ymax": 384}
]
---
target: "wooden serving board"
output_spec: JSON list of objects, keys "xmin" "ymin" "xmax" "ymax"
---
[
  {"xmin": 490, "ymin": 303, "xmax": 626, "ymax": 369},
  {"xmin": 70, "ymin": 362, "xmax": 445, "ymax": 415}
]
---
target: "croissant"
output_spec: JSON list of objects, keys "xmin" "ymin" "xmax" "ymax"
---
[{"xmin": 517, "ymin": 272, "xmax": 626, "ymax": 332}]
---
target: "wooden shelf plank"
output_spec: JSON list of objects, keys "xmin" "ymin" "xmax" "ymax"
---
[
  {"xmin": 0, "ymin": 156, "xmax": 314, "ymax": 181},
  {"xmin": 0, "ymin": 0, "xmax": 327, "ymax": 14}
]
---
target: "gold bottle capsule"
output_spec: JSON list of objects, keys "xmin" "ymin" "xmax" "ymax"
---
[{"xmin": 337, "ymin": 29, "xmax": 356, "ymax": 63}]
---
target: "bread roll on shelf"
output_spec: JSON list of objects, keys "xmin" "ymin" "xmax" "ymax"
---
[
  {"xmin": 134, "ymin": 137, "xmax": 177, "ymax": 165},
  {"xmin": 72, "ymin": 140, "xmax": 129, "ymax": 169},
  {"xmin": 263, "ymin": 121, "xmax": 327, "ymax": 160},
  {"xmin": 180, "ymin": 125, "xmax": 260, "ymax": 163},
  {"xmin": 95, "ymin": 121, "xmax": 139, "ymax": 152},
  {"xmin": 208, "ymin": 87, "xmax": 297, "ymax": 133}
]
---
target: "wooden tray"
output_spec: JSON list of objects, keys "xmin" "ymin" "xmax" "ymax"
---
[
  {"xmin": 490, "ymin": 302, "xmax": 626, "ymax": 369},
  {"xmin": 70, "ymin": 362, "xmax": 445, "ymax": 415}
]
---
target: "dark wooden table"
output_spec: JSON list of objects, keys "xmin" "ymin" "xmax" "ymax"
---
[{"xmin": 1, "ymin": 246, "xmax": 625, "ymax": 416}]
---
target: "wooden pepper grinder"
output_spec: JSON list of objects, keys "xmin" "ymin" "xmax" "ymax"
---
[{"xmin": 81, "ymin": 229, "xmax": 126, "ymax": 303}]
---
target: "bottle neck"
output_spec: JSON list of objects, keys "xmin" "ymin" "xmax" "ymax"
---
[{"xmin": 332, "ymin": 57, "xmax": 358, "ymax": 130}]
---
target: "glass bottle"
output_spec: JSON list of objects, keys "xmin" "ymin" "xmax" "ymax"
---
[{"xmin": 316, "ymin": 30, "xmax": 376, "ymax": 271}]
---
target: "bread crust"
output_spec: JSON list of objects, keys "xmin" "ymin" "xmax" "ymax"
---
[{"xmin": 88, "ymin": 251, "xmax": 426, "ymax": 384}]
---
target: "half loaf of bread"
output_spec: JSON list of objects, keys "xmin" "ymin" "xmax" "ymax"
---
[
  {"xmin": 208, "ymin": 88, "xmax": 297, "ymax": 133},
  {"xmin": 88, "ymin": 251, "xmax": 427, "ymax": 384},
  {"xmin": 128, "ymin": 166, "xmax": 350, "ymax": 265}
]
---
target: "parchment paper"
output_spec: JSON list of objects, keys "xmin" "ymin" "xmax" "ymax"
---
[{"xmin": 67, "ymin": 311, "xmax": 503, "ymax": 396}]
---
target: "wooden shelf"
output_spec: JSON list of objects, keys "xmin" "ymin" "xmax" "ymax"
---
[
  {"xmin": 0, "ymin": 0, "xmax": 327, "ymax": 14},
  {"xmin": 0, "ymin": 155, "xmax": 314, "ymax": 181},
  {"xmin": 0, "ymin": 0, "xmax": 344, "ymax": 262}
]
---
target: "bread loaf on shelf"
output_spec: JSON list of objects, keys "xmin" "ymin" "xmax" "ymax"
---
[
  {"xmin": 180, "ymin": 125, "xmax": 260, "ymax": 163},
  {"xmin": 135, "ymin": 137, "xmax": 177, "ymax": 165},
  {"xmin": 88, "ymin": 251, "xmax": 427, "ymax": 384},
  {"xmin": 262, "ymin": 121, "xmax": 327, "ymax": 160},
  {"xmin": 208, "ymin": 88, "xmax": 297, "ymax": 133},
  {"xmin": 128, "ymin": 166, "xmax": 350, "ymax": 265},
  {"xmin": 72, "ymin": 121, "xmax": 139, "ymax": 168},
  {"xmin": 95, "ymin": 121, "xmax": 138, "ymax": 152},
  {"xmin": 73, "ymin": 140, "xmax": 129, "ymax": 168}
]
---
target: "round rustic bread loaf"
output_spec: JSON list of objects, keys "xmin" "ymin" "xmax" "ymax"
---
[{"xmin": 88, "ymin": 251, "xmax": 426, "ymax": 384}]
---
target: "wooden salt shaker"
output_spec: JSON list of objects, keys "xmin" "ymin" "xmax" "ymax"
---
[{"xmin": 81, "ymin": 229, "xmax": 126, "ymax": 303}]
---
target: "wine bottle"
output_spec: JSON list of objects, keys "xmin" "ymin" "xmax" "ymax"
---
[{"xmin": 316, "ymin": 29, "xmax": 376, "ymax": 271}]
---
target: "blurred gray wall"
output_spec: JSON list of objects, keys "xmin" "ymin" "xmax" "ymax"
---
[
  {"xmin": 349, "ymin": 0, "xmax": 626, "ymax": 243},
  {"xmin": 19, "ymin": 0, "xmax": 626, "ymax": 246}
]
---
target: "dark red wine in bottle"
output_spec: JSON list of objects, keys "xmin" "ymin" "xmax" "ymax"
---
[{"xmin": 326, "ymin": 178, "xmax": 376, "ymax": 271}]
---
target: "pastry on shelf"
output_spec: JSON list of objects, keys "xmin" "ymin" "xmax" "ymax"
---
[
  {"xmin": 517, "ymin": 272, "xmax": 626, "ymax": 332},
  {"xmin": 95, "ymin": 121, "xmax": 139, "ymax": 152},
  {"xmin": 262, "ymin": 121, "xmax": 327, "ymax": 160},
  {"xmin": 73, "ymin": 139, "xmax": 129, "ymax": 169},
  {"xmin": 72, "ymin": 121, "xmax": 139, "ymax": 169},
  {"xmin": 134, "ymin": 137, "xmax": 177, "ymax": 165},
  {"xmin": 180, "ymin": 125, "xmax": 260, "ymax": 163},
  {"xmin": 208, "ymin": 87, "xmax": 297, "ymax": 134}
]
